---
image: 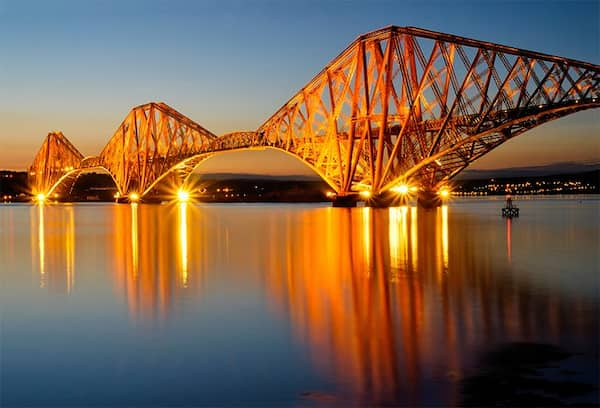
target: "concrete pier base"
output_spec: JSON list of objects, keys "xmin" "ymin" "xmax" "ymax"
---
[
  {"xmin": 365, "ymin": 191, "xmax": 406, "ymax": 208},
  {"xmin": 331, "ymin": 195, "xmax": 358, "ymax": 207},
  {"xmin": 417, "ymin": 190, "xmax": 442, "ymax": 209}
]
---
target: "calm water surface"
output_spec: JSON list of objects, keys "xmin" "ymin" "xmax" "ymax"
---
[{"xmin": 1, "ymin": 198, "xmax": 599, "ymax": 406}]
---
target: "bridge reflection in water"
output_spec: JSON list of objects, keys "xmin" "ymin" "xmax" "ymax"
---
[
  {"xmin": 26, "ymin": 204, "xmax": 596, "ymax": 404},
  {"xmin": 30, "ymin": 204, "xmax": 75, "ymax": 292},
  {"xmin": 259, "ymin": 207, "xmax": 594, "ymax": 404},
  {"xmin": 109, "ymin": 203, "xmax": 210, "ymax": 322},
  {"xmin": 261, "ymin": 207, "xmax": 458, "ymax": 403}
]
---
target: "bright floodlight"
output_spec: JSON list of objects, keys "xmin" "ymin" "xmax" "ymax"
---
[
  {"xmin": 390, "ymin": 183, "xmax": 411, "ymax": 195},
  {"xmin": 177, "ymin": 189, "xmax": 190, "ymax": 202},
  {"xmin": 36, "ymin": 193, "xmax": 46, "ymax": 202},
  {"xmin": 129, "ymin": 192, "xmax": 140, "ymax": 202},
  {"xmin": 359, "ymin": 190, "xmax": 372, "ymax": 199},
  {"xmin": 397, "ymin": 184, "xmax": 410, "ymax": 195},
  {"xmin": 439, "ymin": 188, "xmax": 451, "ymax": 199}
]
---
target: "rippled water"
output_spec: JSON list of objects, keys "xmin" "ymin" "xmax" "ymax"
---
[{"xmin": 1, "ymin": 197, "xmax": 598, "ymax": 406}]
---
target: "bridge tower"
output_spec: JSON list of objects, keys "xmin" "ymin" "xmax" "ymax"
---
[
  {"xmin": 97, "ymin": 102, "xmax": 218, "ymax": 198},
  {"xmin": 28, "ymin": 27, "xmax": 599, "ymax": 206},
  {"xmin": 28, "ymin": 131, "xmax": 84, "ymax": 198},
  {"xmin": 257, "ymin": 26, "xmax": 600, "ymax": 206}
]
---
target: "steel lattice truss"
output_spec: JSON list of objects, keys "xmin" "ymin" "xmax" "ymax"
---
[
  {"xmin": 97, "ymin": 102, "xmax": 218, "ymax": 195},
  {"xmin": 30, "ymin": 26, "xmax": 599, "ymax": 199},
  {"xmin": 28, "ymin": 131, "xmax": 84, "ymax": 195},
  {"xmin": 257, "ymin": 26, "xmax": 600, "ymax": 195}
]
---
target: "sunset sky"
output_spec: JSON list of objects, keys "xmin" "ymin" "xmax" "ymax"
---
[{"xmin": 0, "ymin": 0, "xmax": 598, "ymax": 174}]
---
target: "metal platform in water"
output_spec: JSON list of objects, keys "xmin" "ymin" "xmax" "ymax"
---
[{"xmin": 502, "ymin": 207, "xmax": 519, "ymax": 217}]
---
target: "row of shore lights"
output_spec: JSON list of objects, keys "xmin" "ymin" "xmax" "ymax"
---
[
  {"xmin": 35, "ymin": 188, "xmax": 192, "ymax": 204},
  {"xmin": 357, "ymin": 183, "xmax": 451, "ymax": 200},
  {"xmin": 123, "ymin": 189, "xmax": 190, "ymax": 203},
  {"xmin": 37, "ymin": 186, "xmax": 451, "ymax": 203}
]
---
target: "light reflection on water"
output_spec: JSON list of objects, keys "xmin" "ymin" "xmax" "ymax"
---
[
  {"xmin": 29, "ymin": 203, "xmax": 75, "ymax": 292},
  {"xmin": 1, "ymin": 199, "xmax": 599, "ymax": 406}
]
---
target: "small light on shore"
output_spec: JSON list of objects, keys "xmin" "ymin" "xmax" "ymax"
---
[{"xmin": 439, "ymin": 188, "xmax": 451, "ymax": 199}]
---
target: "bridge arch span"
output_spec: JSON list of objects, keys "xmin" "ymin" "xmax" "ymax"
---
[
  {"xmin": 47, "ymin": 166, "xmax": 123, "ymax": 200},
  {"xmin": 96, "ymin": 102, "xmax": 218, "ymax": 196},
  {"xmin": 141, "ymin": 145, "xmax": 341, "ymax": 198},
  {"xmin": 28, "ymin": 26, "xmax": 600, "ymax": 202},
  {"xmin": 382, "ymin": 100, "xmax": 600, "ymax": 192},
  {"xmin": 28, "ymin": 131, "xmax": 84, "ymax": 196},
  {"xmin": 256, "ymin": 26, "xmax": 600, "ymax": 196}
]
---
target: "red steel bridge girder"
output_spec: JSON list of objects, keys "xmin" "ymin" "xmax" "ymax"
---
[
  {"xmin": 97, "ymin": 102, "xmax": 218, "ymax": 195},
  {"xmin": 29, "ymin": 26, "xmax": 600, "ymax": 199},
  {"xmin": 28, "ymin": 131, "xmax": 84, "ymax": 196},
  {"xmin": 257, "ymin": 26, "xmax": 600, "ymax": 195}
]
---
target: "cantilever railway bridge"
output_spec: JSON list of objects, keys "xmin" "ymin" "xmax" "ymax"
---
[{"xmin": 28, "ymin": 26, "xmax": 600, "ymax": 206}]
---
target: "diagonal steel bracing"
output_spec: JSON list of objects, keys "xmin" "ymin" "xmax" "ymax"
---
[
  {"xmin": 30, "ymin": 26, "xmax": 600, "ymax": 200},
  {"xmin": 257, "ymin": 26, "xmax": 600, "ymax": 196},
  {"xmin": 97, "ymin": 102, "xmax": 218, "ymax": 195},
  {"xmin": 28, "ymin": 132, "xmax": 84, "ymax": 196}
]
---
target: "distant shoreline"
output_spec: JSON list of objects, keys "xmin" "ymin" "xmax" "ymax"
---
[{"xmin": 1, "ymin": 168, "xmax": 598, "ymax": 203}]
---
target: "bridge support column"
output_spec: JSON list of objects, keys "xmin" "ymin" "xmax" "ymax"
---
[
  {"xmin": 331, "ymin": 195, "xmax": 358, "ymax": 207},
  {"xmin": 417, "ymin": 190, "xmax": 442, "ymax": 209}
]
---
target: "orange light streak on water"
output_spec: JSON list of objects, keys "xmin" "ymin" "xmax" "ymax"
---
[
  {"xmin": 65, "ymin": 207, "xmax": 75, "ymax": 293},
  {"xmin": 131, "ymin": 203, "xmax": 138, "ymax": 279},
  {"xmin": 506, "ymin": 217, "xmax": 512, "ymax": 263},
  {"xmin": 441, "ymin": 205, "xmax": 449, "ymax": 270},
  {"xmin": 37, "ymin": 203, "xmax": 45, "ymax": 288},
  {"xmin": 179, "ymin": 202, "xmax": 189, "ymax": 288}
]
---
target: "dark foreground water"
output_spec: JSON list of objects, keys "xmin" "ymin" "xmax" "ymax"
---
[{"xmin": 1, "ymin": 197, "xmax": 599, "ymax": 406}]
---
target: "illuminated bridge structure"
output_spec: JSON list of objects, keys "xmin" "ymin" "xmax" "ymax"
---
[{"xmin": 29, "ymin": 26, "xmax": 600, "ymax": 206}]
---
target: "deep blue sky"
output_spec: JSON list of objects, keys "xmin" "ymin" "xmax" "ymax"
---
[{"xmin": 1, "ymin": 0, "xmax": 598, "ymax": 173}]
